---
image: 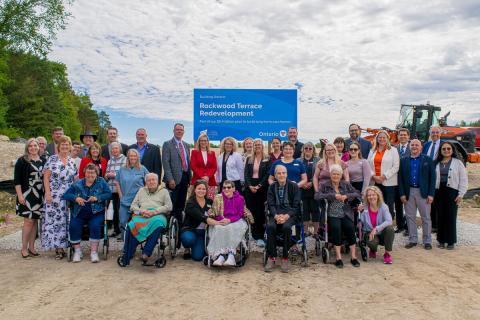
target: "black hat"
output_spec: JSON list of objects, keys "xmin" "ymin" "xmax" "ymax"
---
[{"xmin": 80, "ymin": 130, "xmax": 97, "ymax": 142}]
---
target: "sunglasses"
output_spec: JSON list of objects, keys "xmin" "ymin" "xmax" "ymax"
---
[
  {"xmin": 349, "ymin": 148, "xmax": 359, "ymax": 151},
  {"xmin": 223, "ymin": 186, "xmax": 233, "ymax": 189}
]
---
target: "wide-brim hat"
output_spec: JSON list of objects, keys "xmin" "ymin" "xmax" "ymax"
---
[{"xmin": 80, "ymin": 130, "xmax": 97, "ymax": 141}]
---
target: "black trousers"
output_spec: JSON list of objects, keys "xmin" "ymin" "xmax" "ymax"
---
[
  {"xmin": 302, "ymin": 197, "xmax": 320, "ymax": 222},
  {"xmin": 430, "ymin": 198, "xmax": 438, "ymax": 230},
  {"xmin": 244, "ymin": 179, "xmax": 267, "ymax": 240},
  {"xmin": 328, "ymin": 216, "xmax": 355, "ymax": 247},
  {"xmin": 169, "ymin": 172, "xmax": 189, "ymax": 224},
  {"xmin": 266, "ymin": 216, "xmax": 296, "ymax": 258},
  {"xmin": 375, "ymin": 184, "xmax": 396, "ymax": 219},
  {"xmin": 435, "ymin": 183, "xmax": 459, "ymax": 245},
  {"xmin": 107, "ymin": 192, "xmax": 120, "ymax": 234},
  {"xmin": 394, "ymin": 187, "xmax": 405, "ymax": 230}
]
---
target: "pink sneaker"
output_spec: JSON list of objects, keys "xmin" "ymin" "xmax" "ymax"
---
[
  {"xmin": 383, "ymin": 253, "xmax": 393, "ymax": 264},
  {"xmin": 368, "ymin": 250, "xmax": 376, "ymax": 259}
]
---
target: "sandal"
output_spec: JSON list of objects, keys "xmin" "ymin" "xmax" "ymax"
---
[
  {"xmin": 55, "ymin": 249, "xmax": 66, "ymax": 260},
  {"xmin": 21, "ymin": 251, "xmax": 30, "ymax": 259},
  {"xmin": 28, "ymin": 249, "xmax": 40, "ymax": 257}
]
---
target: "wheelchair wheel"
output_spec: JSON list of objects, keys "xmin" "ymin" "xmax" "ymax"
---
[
  {"xmin": 360, "ymin": 245, "xmax": 368, "ymax": 262},
  {"xmin": 154, "ymin": 256, "xmax": 166, "ymax": 268},
  {"xmin": 102, "ymin": 238, "xmax": 109, "ymax": 260},
  {"xmin": 302, "ymin": 248, "xmax": 308, "ymax": 267},
  {"xmin": 315, "ymin": 239, "xmax": 321, "ymax": 256},
  {"xmin": 168, "ymin": 217, "xmax": 179, "ymax": 259},
  {"xmin": 67, "ymin": 246, "xmax": 73, "ymax": 262},
  {"xmin": 321, "ymin": 247, "xmax": 329, "ymax": 264},
  {"xmin": 117, "ymin": 255, "xmax": 127, "ymax": 267}
]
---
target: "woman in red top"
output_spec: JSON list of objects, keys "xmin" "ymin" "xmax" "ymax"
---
[
  {"xmin": 78, "ymin": 142, "xmax": 107, "ymax": 179},
  {"xmin": 269, "ymin": 137, "xmax": 283, "ymax": 164},
  {"xmin": 190, "ymin": 133, "xmax": 217, "ymax": 199}
]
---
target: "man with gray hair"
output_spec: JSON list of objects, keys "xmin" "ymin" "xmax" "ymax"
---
[
  {"xmin": 398, "ymin": 139, "xmax": 436, "ymax": 250},
  {"xmin": 264, "ymin": 165, "xmax": 301, "ymax": 273}
]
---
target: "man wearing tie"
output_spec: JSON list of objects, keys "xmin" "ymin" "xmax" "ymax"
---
[
  {"xmin": 162, "ymin": 123, "xmax": 191, "ymax": 223},
  {"xmin": 394, "ymin": 128, "xmax": 411, "ymax": 234},
  {"xmin": 422, "ymin": 125, "xmax": 444, "ymax": 232}
]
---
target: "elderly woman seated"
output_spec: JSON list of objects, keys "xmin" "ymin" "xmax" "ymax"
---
[
  {"xmin": 62, "ymin": 163, "xmax": 112, "ymax": 263},
  {"xmin": 359, "ymin": 186, "xmax": 394, "ymax": 264},
  {"xmin": 315, "ymin": 164, "xmax": 361, "ymax": 269},
  {"xmin": 207, "ymin": 180, "xmax": 253, "ymax": 267},
  {"xmin": 121, "ymin": 173, "xmax": 172, "ymax": 265}
]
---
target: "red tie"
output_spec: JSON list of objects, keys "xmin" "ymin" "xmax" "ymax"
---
[{"xmin": 179, "ymin": 142, "xmax": 187, "ymax": 171}]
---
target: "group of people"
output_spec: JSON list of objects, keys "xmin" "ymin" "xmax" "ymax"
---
[{"xmin": 13, "ymin": 123, "xmax": 468, "ymax": 272}]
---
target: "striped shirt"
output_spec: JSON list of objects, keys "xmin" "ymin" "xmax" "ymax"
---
[{"xmin": 106, "ymin": 154, "xmax": 127, "ymax": 192}]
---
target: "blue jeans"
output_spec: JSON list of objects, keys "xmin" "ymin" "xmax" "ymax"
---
[
  {"xmin": 119, "ymin": 204, "xmax": 131, "ymax": 238},
  {"xmin": 70, "ymin": 209, "xmax": 104, "ymax": 243},
  {"xmin": 180, "ymin": 229, "xmax": 205, "ymax": 261},
  {"xmin": 121, "ymin": 226, "xmax": 164, "ymax": 265}
]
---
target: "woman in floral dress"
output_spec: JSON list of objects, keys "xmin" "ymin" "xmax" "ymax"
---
[{"xmin": 42, "ymin": 136, "xmax": 77, "ymax": 259}]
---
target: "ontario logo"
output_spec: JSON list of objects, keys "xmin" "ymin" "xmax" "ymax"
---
[{"xmin": 279, "ymin": 130, "xmax": 287, "ymax": 137}]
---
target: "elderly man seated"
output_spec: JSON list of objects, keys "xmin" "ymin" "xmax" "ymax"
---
[
  {"xmin": 121, "ymin": 173, "xmax": 172, "ymax": 265},
  {"xmin": 264, "ymin": 165, "xmax": 301, "ymax": 273}
]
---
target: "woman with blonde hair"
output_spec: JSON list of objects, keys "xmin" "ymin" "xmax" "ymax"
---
[
  {"xmin": 14, "ymin": 138, "xmax": 46, "ymax": 258},
  {"xmin": 359, "ymin": 186, "xmax": 395, "ymax": 264},
  {"xmin": 191, "ymin": 133, "xmax": 217, "ymax": 199},
  {"xmin": 367, "ymin": 130, "xmax": 399, "ymax": 217},
  {"xmin": 242, "ymin": 137, "xmax": 254, "ymax": 162},
  {"xmin": 216, "ymin": 137, "xmax": 244, "ymax": 191},
  {"xmin": 42, "ymin": 135, "xmax": 77, "ymax": 259},
  {"xmin": 313, "ymin": 143, "xmax": 349, "ymax": 193},
  {"xmin": 244, "ymin": 139, "xmax": 271, "ymax": 246},
  {"xmin": 115, "ymin": 148, "xmax": 149, "ymax": 240}
]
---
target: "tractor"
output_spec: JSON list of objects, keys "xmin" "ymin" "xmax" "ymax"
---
[{"xmin": 363, "ymin": 103, "xmax": 480, "ymax": 164}]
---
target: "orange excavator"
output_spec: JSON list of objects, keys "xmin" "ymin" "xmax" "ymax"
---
[{"xmin": 362, "ymin": 103, "xmax": 480, "ymax": 164}]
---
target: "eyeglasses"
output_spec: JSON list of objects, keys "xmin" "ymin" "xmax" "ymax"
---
[
  {"xmin": 349, "ymin": 148, "xmax": 359, "ymax": 151},
  {"xmin": 304, "ymin": 147, "xmax": 313, "ymax": 150},
  {"xmin": 223, "ymin": 186, "xmax": 233, "ymax": 189}
]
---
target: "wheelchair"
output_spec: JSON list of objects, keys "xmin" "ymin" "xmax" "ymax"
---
[
  {"xmin": 262, "ymin": 203, "xmax": 308, "ymax": 267},
  {"xmin": 116, "ymin": 214, "xmax": 179, "ymax": 268},
  {"xmin": 202, "ymin": 218, "xmax": 251, "ymax": 268},
  {"xmin": 66, "ymin": 202, "xmax": 109, "ymax": 262},
  {"xmin": 315, "ymin": 198, "xmax": 367, "ymax": 264}
]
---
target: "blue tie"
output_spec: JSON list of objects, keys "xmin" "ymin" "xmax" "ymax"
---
[
  {"xmin": 401, "ymin": 145, "xmax": 405, "ymax": 156},
  {"xmin": 429, "ymin": 141, "xmax": 436, "ymax": 159}
]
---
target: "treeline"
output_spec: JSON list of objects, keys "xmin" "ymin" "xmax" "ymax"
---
[
  {"xmin": 459, "ymin": 119, "xmax": 480, "ymax": 127},
  {"xmin": 0, "ymin": 0, "xmax": 111, "ymax": 143}
]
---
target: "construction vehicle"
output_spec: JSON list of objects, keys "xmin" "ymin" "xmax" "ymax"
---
[{"xmin": 363, "ymin": 103, "xmax": 480, "ymax": 164}]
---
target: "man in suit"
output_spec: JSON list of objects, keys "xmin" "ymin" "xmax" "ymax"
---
[
  {"xmin": 46, "ymin": 127, "xmax": 64, "ymax": 156},
  {"xmin": 421, "ymin": 125, "xmax": 444, "ymax": 232},
  {"xmin": 288, "ymin": 127, "xmax": 304, "ymax": 159},
  {"xmin": 128, "ymin": 128, "xmax": 162, "ymax": 178},
  {"xmin": 345, "ymin": 123, "xmax": 372, "ymax": 159},
  {"xmin": 162, "ymin": 123, "xmax": 191, "ymax": 223},
  {"xmin": 394, "ymin": 128, "xmax": 411, "ymax": 234},
  {"xmin": 101, "ymin": 127, "xmax": 129, "ymax": 160},
  {"xmin": 398, "ymin": 139, "xmax": 436, "ymax": 250}
]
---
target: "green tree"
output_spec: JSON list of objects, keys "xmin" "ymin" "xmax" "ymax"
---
[
  {"xmin": 97, "ymin": 110, "xmax": 111, "ymax": 144},
  {"xmin": 0, "ymin": 0, "xmax": 72, "ymax": 57}
]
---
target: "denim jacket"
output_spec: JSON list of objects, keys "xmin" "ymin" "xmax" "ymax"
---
[{"xmin": 62, "ymin": 177, "xmax": 112, "ymax": 217}]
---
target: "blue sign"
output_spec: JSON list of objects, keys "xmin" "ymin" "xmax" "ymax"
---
[{"xmin": 193, "ymin": 89, "xmax": 297, "ymax": 141}]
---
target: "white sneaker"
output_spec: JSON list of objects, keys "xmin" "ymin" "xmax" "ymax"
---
[
  {"xmin": 212, "ymin": 255, "xmax": 225, "ymax": 266},
  {"xmin": 90, "ymin": 251, "xmax": 100, "ymax": 263},
  {"xmin": 72, "ymin": 250, "xmax": 82, "ymax": 263},
  {"xmin": 256, "ymin": 239, "xmax": 265, "ymax": 248},
  {"xmin": 224, "ymin": 254, "xmax": 236, "ymax": 266}
]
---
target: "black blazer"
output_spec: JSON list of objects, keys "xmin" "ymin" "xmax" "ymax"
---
[
  {"xmin": 398, "ymin": 154, "xmax": 436, "ymax": 200},
  {"xmin": 128, "ymin": 143, "xmax": 162, "ymax": 178},
  {"xmin": 101, "ymin": 143, "xmax": 129, "ymax": 160},
  {"xmin": 244, "ymin": 157, "xmax": 271, "ymax": 188},
  {"xmin": 182, "ymin": 198, "xmax": 213, "ymax": 232}
]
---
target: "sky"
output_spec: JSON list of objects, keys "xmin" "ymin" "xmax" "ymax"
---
[{"xmin": 49, "ymin": 0, "xmax": 480, "ymax": 145}]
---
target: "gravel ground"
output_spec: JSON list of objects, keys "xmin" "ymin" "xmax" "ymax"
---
[{"xmin": 1, "ymin": 220, "xmax": 479, "ymax": 253}]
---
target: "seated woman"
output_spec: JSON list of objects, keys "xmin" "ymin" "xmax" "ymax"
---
[
  {"xmin": 208, "ymin": 180, "xmax": 253, "ymax": 267},
  {"xmin": 181, "ymin": 180, "xmax": 218, "ymax": 261},
  {"xmin": 62, "ymin": 163, "xmax": 112, "ymax": 263},
  {"xmin": 359, "ymin": 186, "xmax": 394, "ymax": 264},
  {"xmin": 120, "ymin": 173, "xmax": 173, "ymax": 265},
  {"xmin": 315, "ymin": 164, "xmax": 361, "ymax": 269}
]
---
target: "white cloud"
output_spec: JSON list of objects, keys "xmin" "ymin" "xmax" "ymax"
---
[{"xmin": 49, "ymin": 0, "xmax": 480, "ymax": 142}]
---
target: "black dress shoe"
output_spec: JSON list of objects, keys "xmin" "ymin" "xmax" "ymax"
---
[
  {"xmin": 438, "ymin": 243, "xmax": 445, "ymax": 249},
  {"xmin": 394, "ymin": 228, "xmax": 404, "ymax": 234},
  {"xmin": 350, "ymin": 259, "xmax": 360, "ymax": 267},
  {"xmin": 335, "ymin": 259, "xmax": 344, "ymax": 269},
  {"xmin": 446, "ymin": 244, "xmax": 454, "ymax": 250},
  {"xmin": 405, "ymin": 243, "xmax": 417, "ymax": 249},
  {"xmin": 424, "ymin": 244, "xmax": 432, "ymax": 250}
]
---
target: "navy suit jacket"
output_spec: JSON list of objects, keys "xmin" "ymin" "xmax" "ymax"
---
[
  {"xmin": 345, "ymin": 137, "xmax": 372, "ymax": 160},
  {"xmin": 398, "ymin": 154, "xmax": 436, "ymax": 200},
  {"xmin": 396, "ymin": 143, "xmax": 411, "ymax": 159},
  {"xmin": 422, "ymin": 139, "xmax": 445, "ymax": 161}
]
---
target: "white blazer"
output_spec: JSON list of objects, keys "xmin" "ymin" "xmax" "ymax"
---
[
  {"xmin": 216, "ymin": 152, "xmax": 245, "ymax": 183},
  {"xmin": 435, "ymin": 158, "xmax": 468, "ymax": 197},
  {"xmin": 367, "ymin": 147, "xmax": 400, "ymax": 187}
]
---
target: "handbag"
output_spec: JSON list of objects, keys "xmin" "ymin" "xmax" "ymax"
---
[{"xmin": 106, "ymin": 201, "xmax": 114, "ymax": 220}]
